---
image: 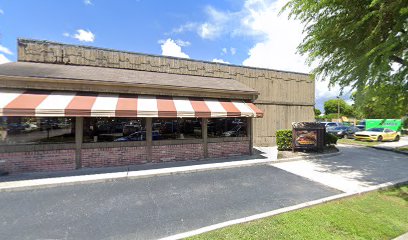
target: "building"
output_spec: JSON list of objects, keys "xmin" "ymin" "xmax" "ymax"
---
[{"xmin": 0, "ymin": 39, "xmax": 314, "ymax": 174}]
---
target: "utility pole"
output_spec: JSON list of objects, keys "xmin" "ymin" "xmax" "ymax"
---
[{"xmin": 337, "ymin": 96, "xmax": 340, "ymax": 121}]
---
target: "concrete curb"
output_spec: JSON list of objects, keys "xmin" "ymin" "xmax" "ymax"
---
[
  {"xmin": 0, "ymin": 151, "xmax": 342, "ymax": 192},
  {"xmin": 0, "ymin": 159, "xmax": 271, "ymax": 192},
  {"xmin": 371, "ymin": 146, "xmax": 408, "ymax": 156},
  {"xmin": 159, "ymin": 177, "xmax": 408, "ymax": 240},
  {"xmin": 274, "ymin": 151, "xmax": 341, "ymax": 163},
  {"xmin": 393, "ymin": 232, "xmax": 408, "ymax": 240}
]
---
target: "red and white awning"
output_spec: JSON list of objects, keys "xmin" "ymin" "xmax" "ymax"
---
[{"xmin": 0, "ymin": 89, "xmax": 263, "ymax": 118}]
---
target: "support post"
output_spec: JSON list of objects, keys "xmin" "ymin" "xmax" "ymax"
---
[
  {"xmin": 75, "ymin": 117, "xmax": 83, "ymax": 169},
  {"xmin": 146, "ymin": 118, "xmax": 152, "ymax": 162},
  {"xmin": 202, "ymin": 118, "xmax": 208, "ymax": 158},
  {"xmin": 248, "ymin": 118, "xmax": 253, "ymax": 155}
]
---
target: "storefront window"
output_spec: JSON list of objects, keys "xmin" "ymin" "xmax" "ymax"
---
[
  {"xmin": 152, "ymin": 118, "xmax": 202, "ymax": 140},
  {"xmin": 84, "ymin": 118, "xmax": 146, "ymax": 142},
  {"xmin": 208, "ymin": 118, "xmax": 247, "ymax": 138},
  {"xmin": 0, "ymin": 117, "xmax": 75, "ymax": 145}
]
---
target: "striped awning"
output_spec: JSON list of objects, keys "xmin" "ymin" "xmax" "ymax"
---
[{"xmin": 0, "ymin": 89, "xmax": 263, "ymax": 118}]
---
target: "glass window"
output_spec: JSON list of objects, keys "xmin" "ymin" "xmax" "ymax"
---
[
  {"xmin": 0, "ymin": 117, "xmax": 75, "ymax": 145},
  {"xmin": 208, "ymin": 118, "xmax": 248, "ymax": 138},
  {"xmin": 152, "ymin": 118, "xmax": 202, "ymax": 140},
  {"xmin": 84, "ymin": 118, "xmax": 146, "ymax": 142}
]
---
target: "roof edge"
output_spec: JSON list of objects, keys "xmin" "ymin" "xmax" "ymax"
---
[{"xmin": 18, "ymin": 38, "xmax": 310, "ymax": 77}]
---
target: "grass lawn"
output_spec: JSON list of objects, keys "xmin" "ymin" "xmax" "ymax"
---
[
  {"xmin": 337, "ymin": 138, "xmax": 380, "ymax": 146},
  {"xmin": 190, "ymin": 185, "xmax": 408, "ymax": 240},
  {"xmin": 396, "ymin": 146, "xmax": 408, "ymax": 152}
]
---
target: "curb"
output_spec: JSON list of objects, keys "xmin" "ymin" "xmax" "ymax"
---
[
  {"xmin": 274, "ymin": 151, "xmax": 341, "ymax": 163},
  {"xmin": 0, "ymin": 158, "xmax": 276, "ymax": 192},
  {"xmin": 371, "ymin": 146, "xmax": 408, "ymax": 156},
  {"xmin": 159, "ymin": 177, "xmax": 408, "ymax": 240},
  {"xmin": 393, "ymin": 232, "xmax": 408, "ymax": 240},
  {"xmin": 0, "ymin": 151, "xmax": 342, "ymax": 192}
]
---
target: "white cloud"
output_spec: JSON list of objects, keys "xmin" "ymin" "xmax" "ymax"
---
[
  {"xmin": 0, "ymin": 9, "xmax": 4, "ymax": 15},
  {"xmin": 171, "ymin": 22, "xmax": 198, "ymax": 34},
  {"xmin": 160, "ymin": 38, "xmax": 190, "ymax": 59},
  {"xmin": 73, "ymin": 29, "xmax": 95, "ymax": 42},
  {"xmin": 84, "ymin": 0, "xmax": 93, "ymax": 5},
  {"xmin": 64, "ymin": 29, "xmax": 95, "ymax": 42},
  {"xmin": 169, "ymin": 0, "xmax": 349, "ymax": 110},
  {"xmin": 212, "ymin": 58, "xmax": 230, "ymax": 64},
  {"xmin": 175, "ymin": 39, "xmax": 191, "ymax": 47},
  {"xmin": 0, "ymin": 45, "xmax": 13, "ymax": 55},
  {"xmin": 0, "ymin": 54, "xmax": 11, "ymax": 64}
]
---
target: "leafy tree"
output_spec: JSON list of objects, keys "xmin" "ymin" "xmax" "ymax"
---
[
  {"xmin": 352, "ymin": 83, "xmax": 407, "ymax": 118},
  {"xmin": 283, "ymin": 0, "xmax": 407, "ymax": 88},
  {"xmin": 283, "ymin": 0, "xmax": 407, "ymax": 111},
  {"xmin": 324, "ymin": 99, "xmax": 355, "ymax": 117},
  {"xmin": 314, "ymin": 108, "xmax": 322, "ymax": 116}
]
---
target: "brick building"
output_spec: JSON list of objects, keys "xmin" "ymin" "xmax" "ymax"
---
[{"xmin": 0, "ymin": 39, "xmax": 314, "ymax": 174}]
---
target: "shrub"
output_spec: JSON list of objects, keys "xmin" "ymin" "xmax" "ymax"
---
[
  {"xmin": 325, "ymin": 132, "xmax": 338, "ymax": 145},
  {"xmin": 276, "ymin": 129, "xmax": 292, "ymax": 151}
]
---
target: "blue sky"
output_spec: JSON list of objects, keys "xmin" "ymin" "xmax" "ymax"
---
[{"xmin": 0, "ymin": 0, "xmax": 348, "ymax": 111}]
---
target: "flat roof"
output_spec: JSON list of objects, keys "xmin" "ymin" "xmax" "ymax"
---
[{"xmin": 0, "ymin": 62, "xmax": 258, "ymax": 95}]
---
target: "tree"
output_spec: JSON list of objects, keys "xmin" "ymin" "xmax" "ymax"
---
[
  {"xmin": 283, "ymin": 0, "xmax": 407, "ymax": 107},
  {"xmin": 324, "ymin": 99, "xmax": 355, "ymax": 117},
  {"xmin": 352, "ymin": 83, "xmax": 407, "ymax": 118},
  {"xmin": 314, "ymin": 108, "xmax": 321, "ymax": 116}
]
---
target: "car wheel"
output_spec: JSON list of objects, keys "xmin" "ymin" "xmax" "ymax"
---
[
  {"xmin": 344, "ymin": 134, "xmax": 348, "ymax": 139},
  {"xmin": 394, "ymin": 135, "xmax": 400, "ymax": 142},
  {"xmin": 377, "ymin": 136, "xmax": 383, "ymax": 142}
]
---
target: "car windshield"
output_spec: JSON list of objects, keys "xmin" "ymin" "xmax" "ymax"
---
[
  {"xmin": 367, "ymin": 128, "xmax": 384, "ymax": 132},
  {"xmin": 333, "ymin": 127, "xmax": 347, "ymax": 130}
]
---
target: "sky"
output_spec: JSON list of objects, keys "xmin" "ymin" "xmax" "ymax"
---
[{"xmin": 0, "ymin": 0, "xmax": 351, "ymax": 111}]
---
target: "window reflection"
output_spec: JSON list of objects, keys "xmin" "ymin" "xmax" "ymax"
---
[
  {"xmin": 152, "ymin": 118, "xmax": 202, "ymax": 140},
  {"xmin": 208, "ymin": 118, "xmax": 247, "ymax": 138},
  {"xmin": 83, "ymin": 118, "xmax": 146, "ymax": 142},
  {"xmin": 0, "ymin": 117, "xmax": 74, "ymax": 145}
]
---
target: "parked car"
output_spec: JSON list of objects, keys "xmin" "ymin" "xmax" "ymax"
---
[
  {"xmin": 114, "ymin": 130, "xmax": 161, "ymax": 142},
  {"xmin": 326, "ymin": 126, "xmax": 360, "ymax": 139},
  {"xmin": 320, "ymin": 122, "xmax": 343, "ymax": 129},
  {"xmin": 354, "ymin": 128, "xmax": 400, "ymax": 142}
]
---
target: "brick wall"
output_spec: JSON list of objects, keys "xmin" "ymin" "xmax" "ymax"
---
[
  {"xmin": 208, "ymin": 141, "xmax": 250, "ymax": 158},
  {"xmin": 0, "ymin": 141, "xmax": 250, "ymax": 174},
  {"xmin": 81, "ymin": 146, "xmax": 148, "ymax": 168},
  {"xmin": 0, "ymin": 149, "xmax": 76, "ymax": 174},
  {"xmin": 151, "ymin": 144, "xmax": 204, "ymax": 163}
]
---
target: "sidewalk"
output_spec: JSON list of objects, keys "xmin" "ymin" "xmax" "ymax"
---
[
  {"xmin": 0, "ymin": 146, "xmax": 343, "ymax": 192},
  {"xmin": 0, "ymin": 147, "xmax": 278, "ymax": 191}
]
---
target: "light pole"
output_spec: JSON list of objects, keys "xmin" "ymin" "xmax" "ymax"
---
[{"xmin": 337, "ymin": 96, "xmax": 340, "ymax": 121}]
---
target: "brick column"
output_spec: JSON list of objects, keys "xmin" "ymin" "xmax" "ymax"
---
[
  {"xmin": 146, "ymin": 118, "xmax": 152, "ymax": 162},
  {"xmin": 248, "ymin": 118, "xmax": 253, "ymax": 155},
  {"xmin": 75, "ymin": 117, "xmax": 83, "ymax": 169},
  {"xmin": 202, "ymin": 118, "xmax": 208, "ymax": 158}
]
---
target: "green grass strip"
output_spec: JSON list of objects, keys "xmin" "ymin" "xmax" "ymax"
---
[{"xmin": 190, "ymin": 186, "xmax": 408, "ymax": 240}]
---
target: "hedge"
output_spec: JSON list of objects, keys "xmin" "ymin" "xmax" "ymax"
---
[
  {"xmin": 325, "ymin": 132, "xmax": 338, "ymax": 145},
  {"xmin": 277, "ymin": 129, "xmax": 337, "ymax": 151},
  {"xmin": 276, "ymin": 129, "xmax": 292, "ymax": 151}
]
